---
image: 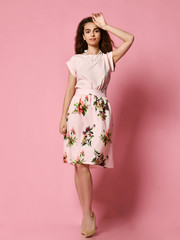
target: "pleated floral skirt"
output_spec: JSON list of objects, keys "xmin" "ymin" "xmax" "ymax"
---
[{"xmin": 63, "ymin": 88, "xmax": 114, "ymax": 168}]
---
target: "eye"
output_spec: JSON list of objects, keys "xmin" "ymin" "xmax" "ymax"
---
[{"xmin": 85, "ymin": 29, "xmax": 99, "ymax": 33}]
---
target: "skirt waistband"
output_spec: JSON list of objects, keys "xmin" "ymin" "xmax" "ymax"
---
[{"xmin": 75, "ymin": 88, "xmax": 107, "ymax": 97}]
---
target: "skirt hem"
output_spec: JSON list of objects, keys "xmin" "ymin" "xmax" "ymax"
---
[{"xmin": 63, "ymin": 161, "xmax": 114, "ymax": 169}]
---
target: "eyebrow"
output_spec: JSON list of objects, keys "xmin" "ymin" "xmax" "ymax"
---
[{"xmin": 85, "ymin": 28, "xmax": 99, "ymax": 31}]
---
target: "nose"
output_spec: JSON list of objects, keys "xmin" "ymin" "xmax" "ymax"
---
[{"xmin": 91, "ymin": 31, "xmax": 95, "ymax": 37}]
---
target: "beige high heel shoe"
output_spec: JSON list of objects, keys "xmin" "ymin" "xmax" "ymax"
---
[
  {"xmin": 84, "ymin": 212, "xmax": 97, "ymax": 238},
  {"xmin": 81, "ymin": 212, "xmax": 97, "ymax": 236},
  {"xmin": 81, "ymin": 219, "xmax": 85, "ymax": 235}
]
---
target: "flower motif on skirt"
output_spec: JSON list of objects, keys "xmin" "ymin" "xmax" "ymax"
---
[
  {"xmin": 72, "ymin": 95, "xmax": 89, "ymax": 116},
  {"xmin": 81, "ymin": 124, "xmax": 96, "ymax": 146},
  {"xmin": 100, "ymin": 129, "xmax": 112, "ymax": 146},
  {"xmin": 63, "ymin": 152, "xmax": 67, "ymax": 163},
  {"xmin": 91, "ymin": 149, "xmax": 109, "ymax": 167},
  {"xmin": 64, "ymin": 127, "xmax": 77, "ymax": 146},
  {"xmin": 72, "ymin": 150, "xmax": 85, "ymax": 164},
  {"xmin": 93, "ymin": 95, "xmax": 109, "ymax": 120},
  {"xmin": 66, "ymin": 112, "xmax": 70, "ymax": 122}
]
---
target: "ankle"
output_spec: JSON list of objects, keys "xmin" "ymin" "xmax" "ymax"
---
[{"xmin": 83, "ymin": 210, "xmax": 93, "ymax": 218}]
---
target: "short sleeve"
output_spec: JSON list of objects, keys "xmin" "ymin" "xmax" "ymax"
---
[
  {"xmin": 106, "ymin": 51, "xmax": 115, "ymax": 72},
  {"xmin": 66, "ymin": 56, "xmax": 77, "ymax": 78}
]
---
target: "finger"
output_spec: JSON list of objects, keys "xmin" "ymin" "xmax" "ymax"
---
[
  {"xmin": 92, "ymin": 17, "xmax": 96, "ymax": 22},
  {"xmin": 63, "ymin": 129, "xmax": 67, "ymax": 133},
  {"xmin": 92, "ymin": 14, "xmax": 97, "ymax": 19}
]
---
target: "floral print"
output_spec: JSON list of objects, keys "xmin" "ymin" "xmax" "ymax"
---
[
  {"xmin": 81, "ymin": 124, "xmax": 96, "ymax": 146},
  {"xmin": 72, "ymin": 150, "xmax": 85, "ymax": 164},
  {"xmin": 100, "ymin": 129, "xmax": 112, "ymax": 146},
  {"xmin": 93, "ymin": 95, "xmax": 109, "ymax": 120},
  {"xmin": 91, "ymin": 149, "xmax": 109, "ymax": 167},
  {"xmin": 63, "ymin": 89, "xmax": 114, "ymax": 168},
  {"xmin": 63, "ymin": 152, "xmax": 67, "ymax": 163},
  {"xmin": 66, "ymin": 112, "xmax": 70, "ymax": 122},
  {"xmin": 64, "ymin": 127, "xmax": 77, "ymax": 146},
  {"xmin": 72, "ymin": 95, "xmax": 89, "ymax": 116}
]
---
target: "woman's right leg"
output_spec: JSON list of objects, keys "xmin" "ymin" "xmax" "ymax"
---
[
  {"xmin": 74, "ymin": 164, "xmax": 84, "ymax": 209},
  {"xmin": 74, "ymin": 163, "xmax": 96, "ymax": 235},
  {"xmin": 74, "ymin": 163, "xmax": 93, "ymax": 217}
]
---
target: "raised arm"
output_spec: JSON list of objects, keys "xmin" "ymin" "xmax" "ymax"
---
[
  {"xmin": 92, "ymin": 12, "xmax": 134, "ymax": 64},
  {"xmin": 102, "ymin": 24, "xmax": 134, "ymax": 63}
]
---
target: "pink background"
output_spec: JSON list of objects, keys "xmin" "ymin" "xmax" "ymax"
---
[{"xmin": 0, "ymin": 0, "xmax": 180, "ymax": 239}]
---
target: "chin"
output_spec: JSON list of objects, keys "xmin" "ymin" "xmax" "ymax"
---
[{"xmin": 88, "ymin": 41, "xmax": 100, "ymax": 46}]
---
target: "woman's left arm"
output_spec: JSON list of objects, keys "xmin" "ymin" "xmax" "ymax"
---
[
  {"xmin": 102, "ymin": 24, "xmax": 134, "ymax": 63},
  {"xmin": 92, "ymin": 12, "xmax": 134, "ymax": 64}
]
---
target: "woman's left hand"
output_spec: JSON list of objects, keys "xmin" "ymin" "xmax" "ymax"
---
[{"xmin": 92, "ymin": 12, "xmax": 107, "ymax": 29}]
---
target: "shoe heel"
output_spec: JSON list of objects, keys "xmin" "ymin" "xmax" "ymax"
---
[
  {"xmin": 81, "ymin": 219, "xmax": 85, "ymax": 234},
  {"xmin": 81, "ymin": 225, "xmax": 85, "ymax": 235}
]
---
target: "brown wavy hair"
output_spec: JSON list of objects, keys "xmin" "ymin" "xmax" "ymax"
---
[{"xmin": 74, "ymin": 16, "xmax": 117, "ymax": 54}]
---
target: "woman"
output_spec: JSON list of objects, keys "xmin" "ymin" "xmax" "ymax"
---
[{"xmin": 59, "ymin": 12, "xmax": 134, "ymax": 237}]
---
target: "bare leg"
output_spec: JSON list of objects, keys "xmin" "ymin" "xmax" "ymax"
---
[
  {"xmin": 74, "ymin": 164, "xmax": 84, "ymax": 209},
  {"xmin": 75, "ymin": 163, "xmax": 93, "ymax": 216},
  {"xmin": 75, "ymin": 163, "xmax": 95, "ymax": 231}
]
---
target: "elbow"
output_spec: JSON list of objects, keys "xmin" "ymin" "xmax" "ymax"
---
[
  {"xmin": 125, "ymin": 35, "xmax": 134, "ymax": 44},
  {"xmin": 130, "ymin": 35, "xmax": 135, "ymax": 42},
  {"xmin": 127, "ymin": 35, "xmax": 134, "ymax": 45}
]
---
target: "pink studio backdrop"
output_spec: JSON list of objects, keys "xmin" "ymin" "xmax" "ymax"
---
[{"xmin": 0, "ymin": 0, "xmax": 180, "ymax": 240}]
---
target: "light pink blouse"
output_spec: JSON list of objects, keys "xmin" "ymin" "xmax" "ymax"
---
[{"xmin": 66, "ymin": 50, "xmax": 115, "ymax": 93}]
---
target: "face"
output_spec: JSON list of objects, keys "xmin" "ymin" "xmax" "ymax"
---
[{"xmin": 83, "ymin": 22, "xmax": 101, "ymax": 46}]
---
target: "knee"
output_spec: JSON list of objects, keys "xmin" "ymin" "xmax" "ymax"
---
[{"xmin": 75, "ymin": 163, "xmax": 89, "ymax": 173}]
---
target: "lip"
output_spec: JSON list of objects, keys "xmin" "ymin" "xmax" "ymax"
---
[{"xmin": 90, "ymin": 38, "xmax": 96, "ymax": 41}]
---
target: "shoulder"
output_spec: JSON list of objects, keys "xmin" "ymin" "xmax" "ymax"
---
[
  {"xmin": 66, "ymin": 54, "xmax": 78, "ymax": 64},
  {"xmin": 101, "ymin": 51, "xmax": 113, "ymax": 61},
  {"xmin": 102, "ymin": 51, "xmax": 112, "ymax": 57},
  {"xmin": 66, "ymin": 54, "xmax": 83, "ymax": 68},
  {"xmin": 102, "ymin": 51, "xmax": 115, "ymax": 72}
]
